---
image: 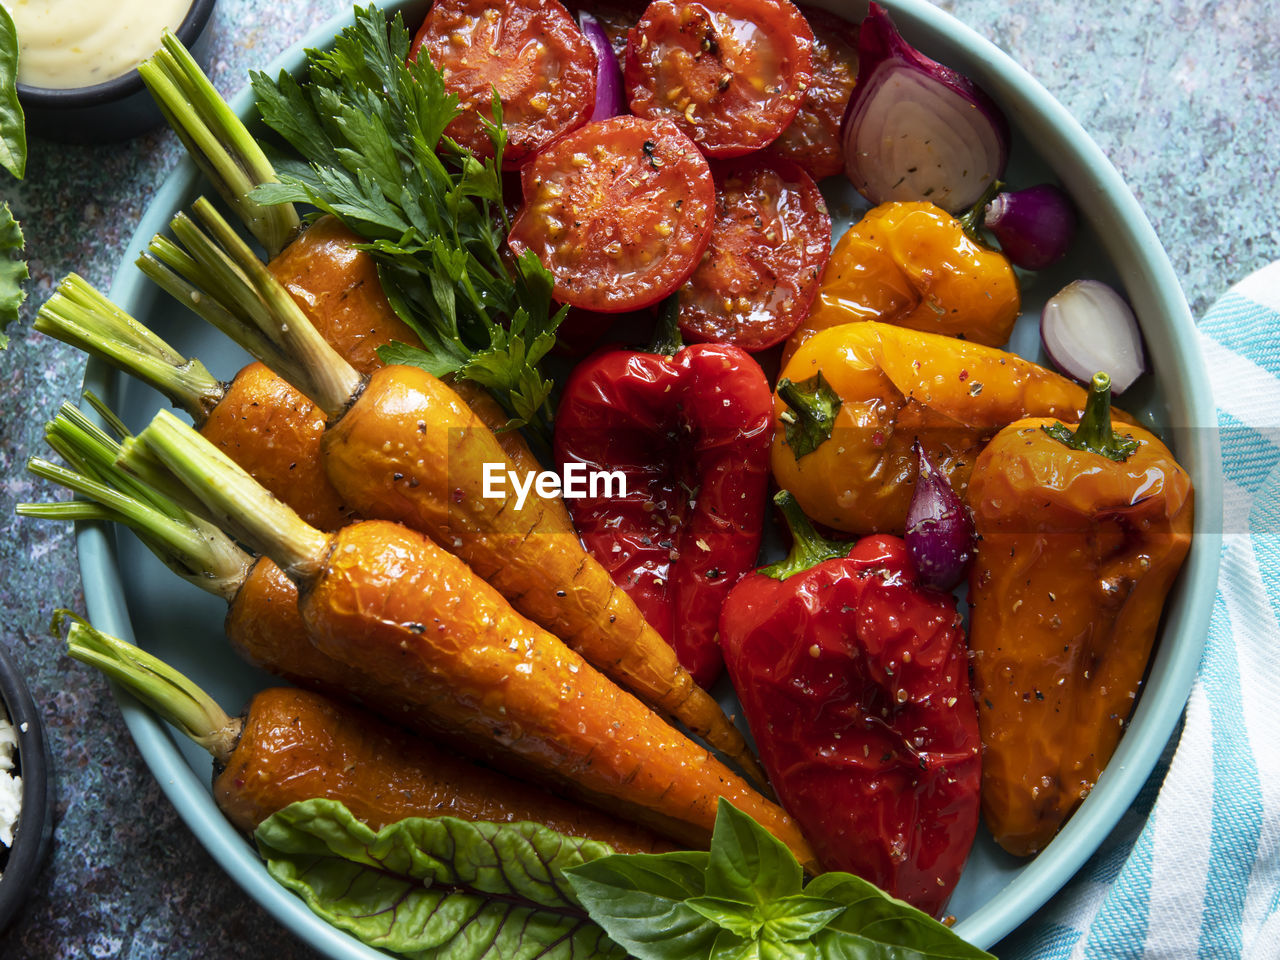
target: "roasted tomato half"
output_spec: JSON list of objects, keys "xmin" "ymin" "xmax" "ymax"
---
[
  {"xmin": 624, "ymin": 0, "xmax": 814, "ymax": 157},
  {"xmin": 410, "ymin": 0, "xmax": 597, "ymax": 165},
  {"xmin": 678, "ymin": 155, "xmax": 831, "ymax": 351},
  {"xmin": 507, "ymin": 115, "xmax": 716, "ymax": 313}
]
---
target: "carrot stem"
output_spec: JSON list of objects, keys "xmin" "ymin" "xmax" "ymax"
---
[
  {"xmin": 135, "ymin": 408, "xmax": 330, "ymax": 583},
  {"xmin": 60, "ymin": 613, "xmax": 242, "ymax": 764},
  {"xmin": 20, "ymin": 404, "xmax": 252, "ymax": 601},
  {"xmin": 138, "ymin": 31, "xmax": 299, "ymax": 258},
  {"xmin": 145, "ymin": 199, "xmax": 363, "ymax": 419},
  {"xmin": 34, "ymin": 274, "xmax": 224, "ymax": 422},
  {"xmin": 136, "ymin": 238, "xmax": 299, "ymax": 382}
]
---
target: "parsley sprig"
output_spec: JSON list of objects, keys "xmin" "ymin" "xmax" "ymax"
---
[{"xmin": 248, "ymin": 5, "xmax": 564, "ymax": 436}]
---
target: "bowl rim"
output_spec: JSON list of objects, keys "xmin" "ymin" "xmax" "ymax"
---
[
  {"xmin": 14, "ymin": 0, "xmax": 218, "ymax": 104},
  {"xmin": 79, "ymin": 0, "xmax": 1223, "ymax": 956},
  {"xmin": 0, "ymin": 640, "xmax": 54, "ymax": 931}
]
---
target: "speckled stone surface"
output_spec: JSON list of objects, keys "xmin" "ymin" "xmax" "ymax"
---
[{"xmin": 0, "ymin": 0, "xmax": 1275, "ymax": 957}]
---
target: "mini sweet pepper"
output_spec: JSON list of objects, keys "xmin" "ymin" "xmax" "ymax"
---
[
  {"xmin": 720, "ymin": 491, "xmax": 981, "ymax": 917},
  {"xmin": 785, "ymin": 200, "xmax": 1021, "ymax": 361},
  {"xmin": 967, "ymin": 373, "xmax": 1193, "ymax": 856},
  {"xmin": 554, "ymin": 298, "xmax": 773, "ymax": 687}
]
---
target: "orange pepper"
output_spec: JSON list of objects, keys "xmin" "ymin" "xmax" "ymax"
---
[
  {"xmin": 967, "ymin": 373, "xmax": 1193, "ymax": 856},
  {"xmin": 771, "ymin": 322, "xmax": 1133, "ymax": 535},
  {"xmin": 785, "ymin": 201, "xmax": 1021, "ymax": 362}
]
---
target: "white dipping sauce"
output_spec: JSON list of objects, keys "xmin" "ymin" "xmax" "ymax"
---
[{"xmin": 2, "ymin": 0, "xmax": 193, "ymax": 89}]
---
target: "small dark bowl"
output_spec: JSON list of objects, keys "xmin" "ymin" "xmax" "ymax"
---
[
  {"xmin": 17, "ymin": 0, "xmax": 218, "ymax": 144},
  {"xmin": 0, "ymin": 641, "xmax": 54, "ymax": 932}
]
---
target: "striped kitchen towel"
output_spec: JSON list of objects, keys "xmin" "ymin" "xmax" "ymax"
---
[{"xmin": 997, "ymin": 263, "xmax": 1280, "ymax": 959}]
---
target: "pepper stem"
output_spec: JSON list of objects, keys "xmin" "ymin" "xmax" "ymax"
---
[
  {"xmin": 776, "ymin": 371, "xmax": 841, "ymax": 459},
  {"xmin": 648, "ymin": 292, "xmax": 684, "ymax": 356},
  {"xmin": 760, "ymin": 490, "xmax": 854, "ymax": 581},
  {"xmin": 1041, "ymin": 371, "xmax": 1140, "ymax": 462},
  {"xmin": 59, "ymin": 612, "xmax": 242, "ymax": 765},
  {"xmin": 957, "ymin": 179, "xmax": 1004, "ymax": 243}
]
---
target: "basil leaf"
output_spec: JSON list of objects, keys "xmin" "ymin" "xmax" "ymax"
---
[
  {"xmin": 685, "ymin": 897, "xmax": 763, "ymax": 939},
  {"xmin": 567, "ymin": 802, "xmax": 994, "ymax": 960},
  {"xmin": 758, "ymin": 896, "xmax": 845, "ymax": 942},
  {"xmin": 0, "ymin": 202, "xmax": 26, "ymax": 347},
  {"xmin": 805, "ymin": 874, "xmax": 991, "ymax": 959},
  {"xmin": 705, "ymin": 798, "xmax": 803, "ymax": 905},
  {"xmin": 256, "ymin": 798, "xmax": 625, "ymax": 959},
  {"xmin": 565, "ymin": 851, "xmax": 719, "ymax": 960},
  {"xmin": 0, "ymin": 4, "xmax": 24, "ymax": 181}
]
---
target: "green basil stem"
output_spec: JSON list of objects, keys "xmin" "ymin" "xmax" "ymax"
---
[
  {"xmin": 18, "ymin": 403, "xmax": 252, "ymax": 600},
  {"xmin": 1041, "ymin": 371, "xmax": 1140, "ymax": 462},
  {"xmin": 760, "ymin": 490, "xmax": 854, "ymax": 581},
  {"xmin": 138, "ymin": 31, "xmax": 299, "ymax": 258},
  {"xmin": 648, "ymin": 293, "xmax": 684, "ymax": 356},
  {"xmin": 59, "ymin": 613, "xmax": 241, "ymax": 764},
  {"xmin": 957, "ymin": 179, "xmax": 1004, "ymax": 244},
  {"xmin": 34, "ymin": 274, "xmax": 225, "ymax": 422},
  {"xmin": 135, "ymin": 408, "xmax": 329, "ymax": 584}
]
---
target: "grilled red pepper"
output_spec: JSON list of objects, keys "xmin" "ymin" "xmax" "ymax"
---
[
  {"xmin": 554, "ymin": 298, "xmax": 773, "ymax": 687},
  {"xmin": 720, "ymin": 491, "xmax": 981, "ymax": 916}
]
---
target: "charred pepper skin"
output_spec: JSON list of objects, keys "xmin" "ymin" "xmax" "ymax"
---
[
  {"xmin": 785, "ymin": 200, "xmax": 1021, "ymax": 361},
  {"xmin": 968, "ymin": 374, "xmax": 1193, "ymax": 856},
  {"xmin": 720, "ymin": 492, "xmax": 981, "ymax": 917},
  {"xmin": 554, "ymin": 302, "xmax": 774, "ymax": 688}
]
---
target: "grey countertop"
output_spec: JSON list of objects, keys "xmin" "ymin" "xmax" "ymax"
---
[{"xmin": 0, "ymin": 0, "xmax": 1275, "ymax": 956}]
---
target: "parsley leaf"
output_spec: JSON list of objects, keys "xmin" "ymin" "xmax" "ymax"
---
[{"xmin": 248, "ymin": 5, "xmax": 562, "ymax": 436}]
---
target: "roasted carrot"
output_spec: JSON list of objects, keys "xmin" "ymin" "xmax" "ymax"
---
[
  {"xmin": 143, "ymin": 199, "xmax": 765, "ymax": 786},
  {"xmin": 134, "ymin": 409, "xmax": 811, "ymax": 863},
  {"xmin": 262, "ymin": 214, "xmax": 560, "ymax": 493},
  {"xmin": 63, "ymin": 618, "xmax": 670, "ymax": 851}
]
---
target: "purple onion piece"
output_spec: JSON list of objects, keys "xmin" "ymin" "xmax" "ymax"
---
[
  {"xmin": 1041, "ymin": 279, "xmax": 1146, "ymax": 393},
  {"xmin": 841, "ymin": 2, "xmax": 1009, "ymax": 214},
  {"xmin": 905, "ymin": 441, "xmax": 975, "ymax": 592},
  {"xmin": 984, "ymin": 184, "xmax": 1077, "ymax": 270},
  {"xmin": 578, "ymin": 11, "xmax": 625, "ymax": 122}
]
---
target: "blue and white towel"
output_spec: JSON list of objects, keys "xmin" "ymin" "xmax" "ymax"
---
[{"xmin": 998, "ymin": 264, "xmax": 1280, "ymax": 959}]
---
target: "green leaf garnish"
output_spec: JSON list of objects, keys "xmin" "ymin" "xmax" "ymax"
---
[
  {"xmin": 256, "ymin": 798, "xmax": 627, "ymax": 959},
  {"xmin": 566, "ymin": 799, "xmax": 994, "ymax": 960},
  {"xmin": 0, "ymin": 4, "xmax": 26, "ymax": 181},
  {"xmin": 0, "ymin": 201, "xmax": 27, "ymax": 346},
  {"xmin": 248, "ymin": 5, "xmax": 563, "ymax": 436},
  {"xmin": 776, "ymin": 372, "xmax": 842, "ymax": 459}
]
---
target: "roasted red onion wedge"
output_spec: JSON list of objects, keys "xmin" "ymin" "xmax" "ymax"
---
[
  {"xmin": 578, "ymin": 11, "xmax": 626, "ymax": 121},
  {"xmin": 1041, "ymin": 279, "xmax": 1146, "ymax": 393},
  {"xmin": 985, "ymin": 183, "xmax": 1077, "ymax": 270},
  {"xmin": 905, "ymin": 441, "xmax": 974, "ymax": 592},
  {"xmin": 842, "ymin": 2, "xmax": 1008, "ymax": 213}
]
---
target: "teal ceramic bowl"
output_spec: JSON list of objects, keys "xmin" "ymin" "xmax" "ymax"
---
[{"xmin": 78, "ymin": 0, "xmax": 1222, "ymax": 955}]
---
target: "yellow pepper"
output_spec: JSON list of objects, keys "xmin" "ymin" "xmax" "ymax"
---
[
  {"xmin": 771, "ymin": 322, "xmax": 1133, "ymax": 535},
  {"xmin": 785, "ymin": 201, "xmax": 1021, "ymax": 362},
  {"xmin": 967, "ymin": 373, "xmax": 1193, "ymax": 856}
]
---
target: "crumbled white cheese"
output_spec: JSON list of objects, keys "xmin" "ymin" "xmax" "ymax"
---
[{"xmin": 0, "ymin": 708, "xmax": 22, "ymax": 849}]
